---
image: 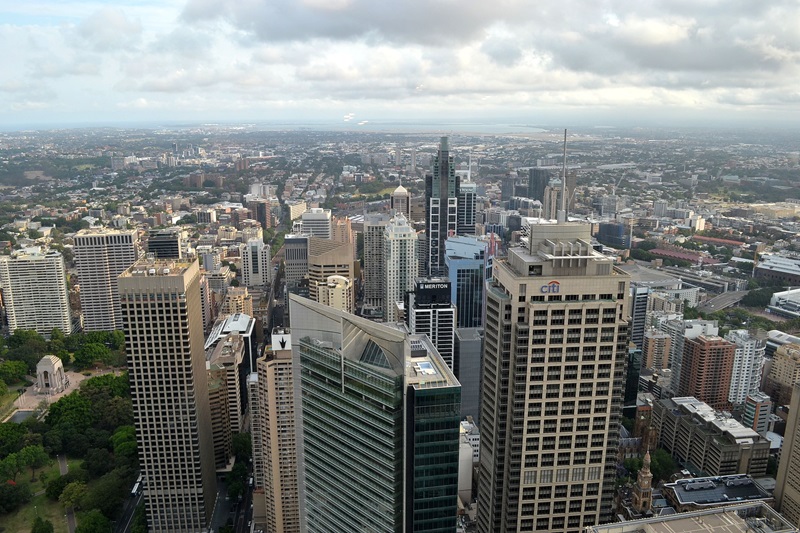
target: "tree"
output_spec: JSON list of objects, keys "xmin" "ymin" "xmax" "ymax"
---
[
  {"xmin": 649, "ymin": 449, "xmax": 677, "ymax": 484},
  {"xmin": 82, "ymin": 448, "xmax": 115, "ymax": 478},
  {"xmin": 73, "ymin": 343, "xmax": 111, "ymax": 369},
  {"xmin": 0, "ymin": 479, "xmax": 32, "ymax": 514},
  {"xmin": 0, "ymin": 360, "xmax": 28, "ymax": 383},
  {"xmin": 0, "ymin": 379, "xmax": 6, "ymax": 397},
  {"xmin": 623, "ymin": 457, "xmax": 643, "ymax": 479},
  {"xmin": 31, "ymin": 516, "xmax": 55, "ymax": 533},
  {"xmin": 80, "ymin": 468, "xmax": 131, "ymax": 519},
  {"xmin": 59, "ymin": 480, "xmax": 88, "ymax": 509},
  {"xmin": 0, "ymin": 452, "xmax": 25, "ymax": 481},
  {"xmin": 8, "ymin": 329, "xmax": 46, "ymax": 349},
  {"xmin": 18, "ymin": 444, "xmax": 49, "ymax": 481},
  {"xmin": 0, "ymin": 422, "xmax": 28, "ymax": 458},
  {"xmin": 47, "ymin": 392, "xmax": 94, "ymax": 431},
  {"xmin": 45, "ymin": 469, "xmax": 89, "ymax": 501},
  {"xmin": 232, "ymin": 433, "xmax": 252, "ymax": 463},
  {"xmin": 75, "ymin": 509, "xmax": 111, "ymax": 533}
]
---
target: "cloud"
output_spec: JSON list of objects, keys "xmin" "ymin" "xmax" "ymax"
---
[
  {"xmin": 2, "ymin": 0, "xmax": 800, "ymax": 124},
  {"xmin": 76, "ymin": 8, "xmax": 143, "ymax": 51},
  {"xmin": 181, "ymin": 0, "xmax": 529, "ymax": 46}
]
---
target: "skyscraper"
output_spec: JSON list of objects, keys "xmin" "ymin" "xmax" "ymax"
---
[
  {"xmin": 657, "ymin": 318, "xmax": 719, "ymax": 396},
  {"xmin": 290, "ymin": 295, "xmax": 461, "ymax": 533},
  {"xmin": 390, "ymin": 183, "xmax": 411, "ymax": 219},
  {"xmin": 307, "ymin": 237, "xmax": 355, "ymax": 310},
  {"xmin": 406, "ymin": 277, "xmax": 456, "ymax": 370},
  {"xmin": 0, "ymin": 247, "xmax": 72, "ymax": 337},
  {"xmin": 445, "ymin": 235, "xmax": 489, "ymax": 328},
  {"xmin": 300, "ymin": 208, "xmax": 332, "ymax": 239},
  {"xmin": 775, "ymin": 383, "xmax": 800, "ymax": 527},
  {"xmin": 528, "ymin": 168, "xmax": 550, "ymax": 203},
  {"xmin": 240, "ymin": 238, "xmax": 271, "ymax": 288},
  {"xmin": 315, "ymin": 274, "xmax": 353, "ymax": 313},
  {"xmin": 764, "ymin": 343, "xmax": 800, "ymax": 406},
  {"xmin": 74, "ymin": 228, "xmax": 140, "ymax": 331},
  {"xmin": 457, "ymin": 180, "xmax": 477, "ymax": 236},
  {"xmin": 362, "ymin": 213, "xmax": 391, "ymax": 317},
  {"xmin": 478, "ymin": 222, "xmax": 630, "ymax": 533},
  {"xmin": 384, "ymin": 212, "xmax": 418, "ymax": 322},
  {"xmin": 283, "ymin": 234, "xmax": 309, "ymax": 283},
  {"xmin": 725, "ymin": 329, "xmax": 766, "ymax": 406},
  {"xmin": 678, "ymin": 335, "xmax": 736, "ymax": 410},
  {"xmin": 249, "ymin": 328, "xmax": 300, "ymax": 533},
  {"xmin": 147, "ymin": 228, "xmax": 183, "ymax": 259},
  {"xmin": 426, "ymin": 137, "xmax": 459, "ymax": 276},
  {"xmin": 119, "ymin": 259, "xmax": 217, "ymax": 532}
]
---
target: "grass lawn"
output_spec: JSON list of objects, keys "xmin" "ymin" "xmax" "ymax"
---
[
  {"xmin": 1, "ymin": 492, "xmax": 69, "ymax": 533},
  {"xmin": 0, "ymin": 390, "xmax": 17, "ymax": 421},
  {"xmin": 1, "ymin": 457, "xmax": 83, "ymax": 533}
]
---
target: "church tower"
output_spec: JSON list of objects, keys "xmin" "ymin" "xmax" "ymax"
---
[{"xmin": 632, "ymin": 450, "xmax": 654, "ymax": 515}]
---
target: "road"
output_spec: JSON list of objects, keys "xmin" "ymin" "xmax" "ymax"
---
[
  {"xmin": 697, "ymin": 290, "xmax": 748, "ymax": 313},
  {"xmin": 58, "ymin": 455, "xmax": 77, "ymax": 533},
  {"xmin": 116, "ymin": 489, "xmax": 143, "ymax": 533}
]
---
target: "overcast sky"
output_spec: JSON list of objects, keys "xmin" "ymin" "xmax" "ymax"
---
[{"xmin": 1, "ymin": 0, "xmax": 799, "ymax": 129}]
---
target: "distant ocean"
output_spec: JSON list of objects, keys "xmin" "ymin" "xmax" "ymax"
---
[{"xmin": 246, "ymin": 120, "xmax": 550, "ymax": 134}]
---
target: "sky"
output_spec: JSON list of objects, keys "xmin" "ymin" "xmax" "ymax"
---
[{"xmin": 1, "ymin": 0, "xmax": 799, "ymax": 129}]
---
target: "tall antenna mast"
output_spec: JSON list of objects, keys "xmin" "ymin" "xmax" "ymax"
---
[{"xmin": 558, "ymin": 129, "xmax": 568, "ymax": 223}]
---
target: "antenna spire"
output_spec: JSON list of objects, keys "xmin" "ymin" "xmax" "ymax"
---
[{"xmin": 557, "ymin": 129, "xmax": 568, "ymax": 223}]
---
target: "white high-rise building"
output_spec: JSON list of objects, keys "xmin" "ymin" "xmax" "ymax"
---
[
  {"xmin": 74, "ymin": 228, "xmax": 140, "ymax": 331},
  {"xmin": 240, "ymin": 238, "xmax": 271, "ymax": 288},
  {"xmin": 300, "ymin": 208, "xmax": 332, "ymax": 239},
  {"xmin": 726, "ymin": 329, "xmax": 767, "ymax": 406},
  {"xmin": 0, "ymin": 247, "xmax": 72, "ymax": 337},
  {"xmin": 384, "ymin": 213, "xmax": 418, "ymax": 323}
]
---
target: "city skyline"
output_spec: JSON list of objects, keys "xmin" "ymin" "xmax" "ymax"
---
[{"xmin": 2, "ymin": 1, "xmax": 800, "ymax": 128}]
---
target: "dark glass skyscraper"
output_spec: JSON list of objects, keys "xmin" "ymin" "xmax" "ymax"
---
[
  {"xmin": 528, "ymin": 168, "xmax": 551, "ymax": 203},
  {"xmin": 426, "ymin": 137, "xmax": 459, "ymax": 277},
  {"xmin": 290, "ymin": 295, "xmax": 461, "ymax": 533},
  {"xmin": 445, "ymin": 236, "xmax": 489, "ymax": 329}
]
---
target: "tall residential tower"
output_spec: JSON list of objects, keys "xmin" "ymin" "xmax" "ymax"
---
[{"xmin": 74, "ymin": 228, "xmax": 140, "ymax": 331}]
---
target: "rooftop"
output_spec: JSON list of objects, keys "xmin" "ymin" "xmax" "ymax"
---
[
  {"xmin": 665, "ymin": 475, "xmax": 770, "ymax": 506},
  {"xmin": 406, "ymin": 334, "xmax": 459, "ymax": 390},
  {"xmin": 585, "ymin": 503, "xmax": 797, "ymax": 533},
  {"xmin": 204, "ymin": 313, "xmax": 254, "ymax": 350},
  {"xmin": 120, "ymin": 258, "xmax": 193, "ymax": 278}
]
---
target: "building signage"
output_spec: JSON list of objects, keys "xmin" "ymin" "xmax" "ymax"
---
[
  {"xmin": 272, "ymin": 334, "xmax": 292, "ymax": 351},
  {"xmin": 420, "ymin": 283, "xmax": 449, "ymax": 290},
  {"xmin": 540, "ymin": 280, "xmax": 560, "ymax": 294}
]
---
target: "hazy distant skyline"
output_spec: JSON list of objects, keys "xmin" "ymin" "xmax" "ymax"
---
[{"xmin": 2, "ymin": 0, "xmax": 799, "ymax": 129}]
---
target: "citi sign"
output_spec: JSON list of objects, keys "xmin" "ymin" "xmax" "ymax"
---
[{"xmin": 540, "ymin": 281, "xmax": 560, "ymax": 294}]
